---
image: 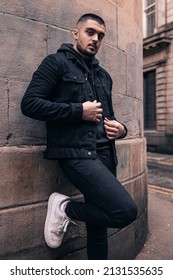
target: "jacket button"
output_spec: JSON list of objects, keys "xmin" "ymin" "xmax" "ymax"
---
[{"xmin": 88, "ymin": 151, "xmax": 92, "ymax": 156}]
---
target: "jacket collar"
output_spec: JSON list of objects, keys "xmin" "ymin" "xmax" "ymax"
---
[
  {"xmin": 58, "ymin": 43, "xmax": 99, "ymax": 70},
  {"xmin": 66, "ymin": 51, "xmax": 99, "ymax": 68}
]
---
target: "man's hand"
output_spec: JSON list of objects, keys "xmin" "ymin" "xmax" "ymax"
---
[
  {"xmin": 104, "ymin": 118, "xmax": 125, "ymax": 140},
  {"xmin": 82, "ymin": 100, "xmax": 103, "ymax": 122}
]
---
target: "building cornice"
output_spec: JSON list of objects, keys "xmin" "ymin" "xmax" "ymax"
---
[
  {"xmin": 143, "ymin": 36, "xmax": 172, "ymax": 56},
  {"xmin": 143, "ymin": 25, "xmax": 173, "ymax": 56}
]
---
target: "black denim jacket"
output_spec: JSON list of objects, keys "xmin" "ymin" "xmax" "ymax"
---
[{"xmin": 21, "ymin": 44, "xmax": 127, "ymax": 160}]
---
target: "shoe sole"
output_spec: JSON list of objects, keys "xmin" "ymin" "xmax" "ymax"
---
[{"xmin": 44, "ymin": 192, "xmax": 62, "ymax": 248}]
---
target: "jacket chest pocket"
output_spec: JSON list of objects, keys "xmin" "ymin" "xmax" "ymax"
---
[{"xmin": 62, "ymin": 73, "xmax": 86, "ymax": 102}]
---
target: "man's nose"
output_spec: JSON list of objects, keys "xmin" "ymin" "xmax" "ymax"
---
[{"xmin": 92, "ymin": 33, "xmax": 98, "ymax": 42}]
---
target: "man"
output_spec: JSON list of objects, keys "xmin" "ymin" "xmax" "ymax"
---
[{"xmin": 21, "ymin": 13, "xmax": 138, "ymax": 260}]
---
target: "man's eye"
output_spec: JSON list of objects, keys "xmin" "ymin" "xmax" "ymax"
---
[
  {"xmin": 98, "ymin": 34, "xmax": 104, "ymax": 41},
  {"xmin": 87, "ymin": 30, "xmax": 94, "ymax": 36}
]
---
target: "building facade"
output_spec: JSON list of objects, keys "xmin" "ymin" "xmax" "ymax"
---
[
  {"xmin": 0, "ymin": 0, "xmax": 147, "ymax": 259},
  {"xmin": 143, "ymin": 0, "xmax": 173, "ymax": 153}
]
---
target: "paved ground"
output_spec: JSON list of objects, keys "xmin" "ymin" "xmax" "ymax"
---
[{"xmin": 135, "ymin": 152, "xmax": 173, "ymax": 260}]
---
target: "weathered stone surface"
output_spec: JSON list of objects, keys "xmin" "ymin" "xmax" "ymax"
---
[
  {"xmin": 117, "ymin": 138, "xmax": 146, "ymax": 180},
  {"xmin": 47, "ymin": 26, "xmax": 72, "ymax": 54},
  {"xmin": 0, "ymin": 147, "xmax": 58, "ymax": 208},
  {"xmin": 110, "ymin": 0, "xmax": 142, "ymax": 32},
  {"xmin": 0, "ymin": 79, "xmax": 8, "ymax": 145},
  {"xmin": 0, "ymin": 203, "xmax": 46, "ymax": 257},
  {"xmin": 98, "ymin": 46, "xmax": 127, "ymax": 96},
  {"xmin": 118, "ymin": 8, "xmax": 142, "ymax": 61},
  {"xmin": 113, "ymin": 95, "xmax": 142, "ymax": 138},
  {"xmin": 0, "ymin": 0, "xmax": 117, "ymax": 47},
  {"xmin": 127, "ymin": 56, "xmax": 143, "ymax": 100},
  {"xmin": 8, "ymin": 81, "xmax": 46, "ymax": 146},
  {"xmin": 0, "ymin": 200, "xmax": 87, "ymax": 259},
  {"xmin": 0, "ymin": 0, "xmax": 25, "ymax": 16},
  {"xmin": 0, "ymin": 13, "xmax": 47, "ymax": 82}
]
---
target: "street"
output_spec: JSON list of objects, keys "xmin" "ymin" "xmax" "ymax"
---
[
  {"xmin": 148, "ymin": 153, "xmax": 173, "ymax": 193},
  {"xmin": 135, "ymin": 152, "xmax": 173, "ymax": 260}
]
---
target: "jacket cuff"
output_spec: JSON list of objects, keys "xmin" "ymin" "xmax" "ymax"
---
[
  {"xmin": 71, "ymin": 103, "xmax": 83, "ymax": 121},
  {"xmin": 117, "ymin": 124, "xmax": 128, "ymax": 139}
]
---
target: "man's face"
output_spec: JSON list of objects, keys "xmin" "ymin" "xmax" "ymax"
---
[{"xmin": 73, "ymin": 19, "xmax": 106, "ymax": 58}]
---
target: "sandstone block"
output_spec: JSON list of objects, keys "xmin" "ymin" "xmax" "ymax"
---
[
  {"xmin": 118, "ymin": 8, "xmax": 142, "ymax": 60},
  {"xmin": 0, "ymin": 200, "xmax": 86, "ymax": 259},
  {"xmin": 8, "ymin": 81, "xmax": 46, "ymax": 146},
  {"xmin": 113, "ymin": 95, "xmax": 141, "ymax": 138},
  {"xmin": 127, "ymin": 56, "xmax": 136, "ymax": 98},
  {"xmin": 129, "ymin": 139, "xmax": 145, "ymax": 178},
  {"xmin": 0, "ymin": 13, "xmax": 47, "ymax": 81},
  {"xmin": 47, "ymin": 26, "xmax": 72, "ymax": 54},
  {"xmin": 0, "ymin": 147, "xmax": 58, "ymax": 208},
  {"xmin": 0, "ymin": 0, "xmax": 24, "ymax": 17},
  {"xmin": 0, "ymin": 203, "xmax": 46, "ymax": 257},
  {"xmin": 0, "ymin": 79, "xmax": 8, "ymax": 145}
]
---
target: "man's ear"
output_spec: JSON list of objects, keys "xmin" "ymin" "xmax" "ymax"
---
[{"xmin": 72, "ymin": 29, "xmax": 79, "ymax": 40}]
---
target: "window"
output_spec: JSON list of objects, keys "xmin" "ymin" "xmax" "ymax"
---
[
  {"xmin": 144, "ymin": 70, "xmax": 156, "ymax": 130},
  {"xmin": 144, "ymin": 0, "xmax": 156, "ymax": 36}
]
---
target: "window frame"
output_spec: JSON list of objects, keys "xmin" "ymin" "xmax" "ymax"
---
[{"xmin": 144, "ymin": 0, "xmax": 157, "ymax": 37}]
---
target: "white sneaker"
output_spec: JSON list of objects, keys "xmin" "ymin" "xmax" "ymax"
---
[{"xmin": 44, "ymin": 192, "xmax": 71, "ymax": 248}]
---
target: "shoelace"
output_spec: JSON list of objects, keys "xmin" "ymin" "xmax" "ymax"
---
[
  {"xmin": 52, "ymin": 218, "xmax": 77, "ymax": 235},
  {"xmin": 56, "ymin": 218, "xmax": 70, "ymax": 234}
]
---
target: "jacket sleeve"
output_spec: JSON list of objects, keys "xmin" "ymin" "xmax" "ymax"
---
[{"xmin": 21, "ymin": 54, "xmax": 83, "ymax": 123}]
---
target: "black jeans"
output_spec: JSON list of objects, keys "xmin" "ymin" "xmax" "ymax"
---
[{"xmin": 59, "ymin": 148, "xmax": 138, "ymax": 260}]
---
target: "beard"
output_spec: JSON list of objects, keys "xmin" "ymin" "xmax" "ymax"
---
[{"xmin": 76, "ymin": 42, "xmax": 97, "ymax": 58}]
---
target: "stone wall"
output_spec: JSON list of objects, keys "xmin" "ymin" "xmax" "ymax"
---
[{"xmin": 0, "ymin": 0, "xmax": 147, "ymax": 259}]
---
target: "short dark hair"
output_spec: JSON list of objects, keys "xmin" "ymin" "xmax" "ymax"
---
[{"xmin": 76, "ymin": 13, "xmax": 105, "ymax": 27}]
